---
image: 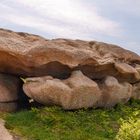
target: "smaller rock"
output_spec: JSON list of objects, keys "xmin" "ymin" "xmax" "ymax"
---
[
  {"xmin": 114, "ymin": 63, "xmax": 140, "ymax": 83},
  {"xmin": 24, "ymin": 76, "xmax": 71, "ymax": 106},
  {"xmin": 0, "ymin": 73, "xmax": 21, "ymax": 112},
  {"xmin": 63, "ymin": 71, "xmax": 101, "ymax": 109},
  {"xmin": 0, "ymin": 102, "xmax": 18, "ymax": 112},
  {"xmin": 132, "ymin": 82, "xmax": 140, "ymax": 100},
  {"xmin": 23, "ymin": 71, "xmax": 102, "ymax": 110},
  {"xmin": 98, "ymin": 76, "xmax": 132, "ymax": 108},
  {"xmin": 0, "ymin": 119, "xmax": 14, "ymax": 140},
  {"xmin": 0, "ymin": 74, "xmax": 20, "ymax": 102},
  {"xmin": 135, "ymin": 64, "xmax": 140, "ymax": 75}
]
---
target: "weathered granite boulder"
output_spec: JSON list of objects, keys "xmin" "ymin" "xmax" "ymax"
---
[
  {"xmin": 0, "ymin": 28, "xmax": 140, "ymax": 110},
  {"xmin": 23, "ymin": 71, "xmax": 101, "ymax": 109},
  {"xmin": 23, "ymin": 72, "xmax": 133, "ymax": 109},
  {"xmin": 0, "ymin": 73, "xmax": 20, "ymax": 112},
  {"xmin": 0, "ymin": 28, "xmax": 140, "ymax": 83}
]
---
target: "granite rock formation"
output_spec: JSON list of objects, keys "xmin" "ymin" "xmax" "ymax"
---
[
  {"xmin": 0, "ymin": 28, "xmax": 140, "ymax": 110},
  {"xmin": 23, "ymin": 71, "xmax": 101, "ymax": 109}
]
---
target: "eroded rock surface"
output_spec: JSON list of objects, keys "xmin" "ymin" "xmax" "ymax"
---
[
  {"xmin": 23, "ymin": 71, "xmax": 101, "ymax": 109},
  {"xmin": 0, "ymin": 28, "xmax": 140, "ymax": 110},
  {"xmin": 23, "ymin": 72, "xmax": 134, "ymax": 109},
  {"xmin": 0, "ymin": 73, "xmax": 20, "ymax": 112},
  {"xmin": 132, "ymin": 83, "xmax": 140, "ymax": 100},
  {"xmin": 0, "ymin": 28, "xmax": 140, "ymax": 83},
  {"xmin": 0, "ymin": 119, "xmax": 14, "ymax": 140},
  {"xmin": 98, "ymin": 76, "xmax": 132, "ymax": 108}
]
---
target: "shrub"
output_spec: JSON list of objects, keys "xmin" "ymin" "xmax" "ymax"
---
[{"xmin": 116, "ymin": 118, "xmax": 140, "ymax": 140}]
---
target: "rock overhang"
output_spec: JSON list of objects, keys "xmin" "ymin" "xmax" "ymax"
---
[{"xmin": 0, "ymin": 28, "xmax": 140, "ymax": 111}]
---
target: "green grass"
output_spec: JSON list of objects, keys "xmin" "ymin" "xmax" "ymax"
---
[{"xmin": 1, "ymin": 99, "xmax": 140, "ymax": 140}]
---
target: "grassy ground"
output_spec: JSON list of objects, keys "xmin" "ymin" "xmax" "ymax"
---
[{"xmin": 1, "ymin": 99, "xmax": 140, "ymax": 140}]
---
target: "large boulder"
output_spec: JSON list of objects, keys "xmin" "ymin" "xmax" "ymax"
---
[
  {"xmin": 0, "ymin": 28, "xmax": 140, "ymax": 83},
  {"xmin": 23, "ymin": 72, "xmax": 133, "ymax": 109},
  {"xmin": 0, "ymin": 73, "xmax": 21, "ymax": 112},
  {"xmin": 23, "ymin": 71, "xmax": 101, "ymax": 110}
]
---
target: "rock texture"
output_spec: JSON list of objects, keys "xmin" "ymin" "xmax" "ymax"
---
[
  {"xmin": 0, "ymin": 28, "xmax": 140, "ymax": 110},
  {"xmin": 0, "ymin": 28, "xmax": 140, "ymax": 83},
  {"xmin": 23, "ymin": 72, "xmax": 133, "ymax": 109},
  {"xmin": 0, "ymin": 73, "xmax": 21, "ymax": 112},
  {"xmin": 132, "ymin": 83, "xmax": 140, "ymax": 100},
  {"xmin": 98, "ymin": 76, "xmax": 132, "ymax": 108},
  {"xmin": 0, "ymin": 119, "xmax": 14, "ymax": 140},
  {"xmin": 23, "ymin": 71, "xmax": 101, "ymax": 109}
]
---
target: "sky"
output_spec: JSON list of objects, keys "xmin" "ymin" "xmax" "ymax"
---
[{"xmin": 0, "ymin": 0, "xmax": 140, "ymax": 54}]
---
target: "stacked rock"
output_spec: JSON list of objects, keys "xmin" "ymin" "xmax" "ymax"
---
[
  {"xmin": 0, "ymin": 28, "xmax": 140, "ymax": 111},
  {"xmin": 0, "ymin": 74, "xmax": 20, "ymax": 112}
]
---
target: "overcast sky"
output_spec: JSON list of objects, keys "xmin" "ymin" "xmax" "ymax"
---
[{"xmin": 0, "ymin": 0, "xmax": 140, "ymax": 54}]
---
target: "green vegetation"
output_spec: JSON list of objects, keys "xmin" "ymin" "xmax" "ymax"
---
[
  {"xmin": 1, "ymin": 100, "xmax": 140, "ymax": 140},
  {"xmin": 116, "ymin": 118, "xmax": 140, "ymax": 140}
]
